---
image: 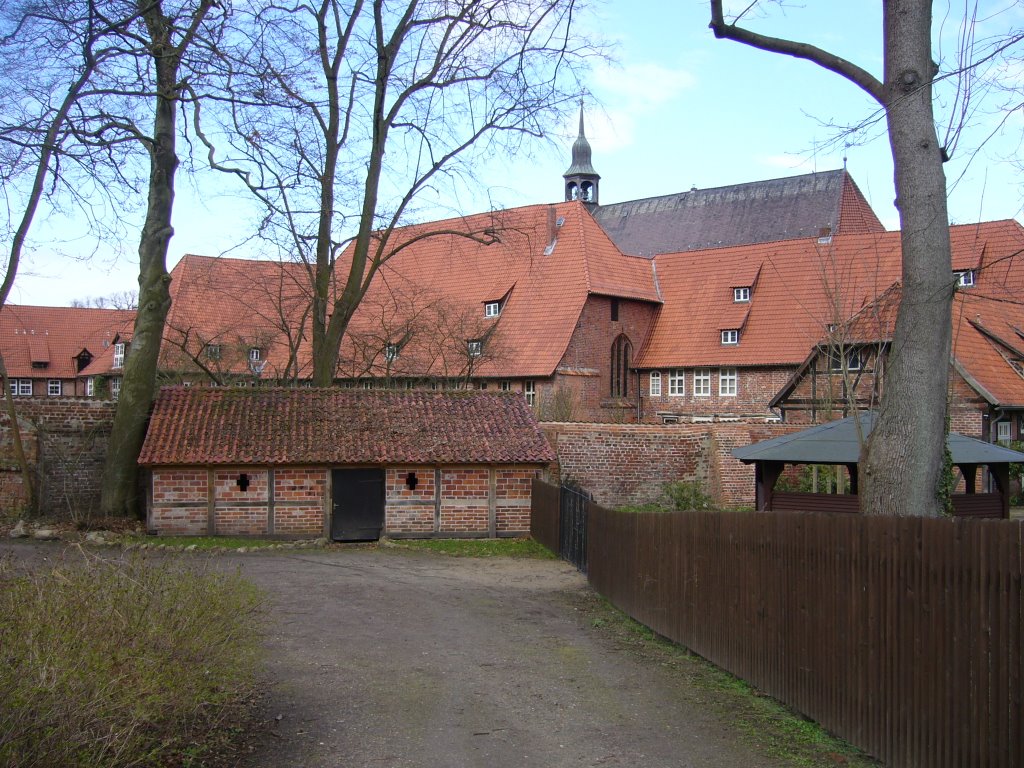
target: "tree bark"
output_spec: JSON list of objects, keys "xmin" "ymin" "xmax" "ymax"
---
[
  {"xmin": 859, "ymin": 1, "xmax": 952, "ymax": 517},
  {"xmin": 0, "ymin": 355, "xmax": 35, "ymax": 515},
  {"xmin": 710, "ymin": 0, "xmax": 952, "ymax": 516},
  {"xmin": 99, "ymin": 1, "xmax": 194, "ymax": 517}
]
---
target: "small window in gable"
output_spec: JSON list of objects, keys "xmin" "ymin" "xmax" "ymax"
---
[
  {"xmin": 385, "ymin": 343, "xmax": 400, "ymax": 362},
  {"xmin": 721, "ymin": 329, "xmax": 739, "ymax": 345},
  {"xmin": 205, "ymin": 343, "xmax": 221, "ymax": 361},
  {"xmin": 829, "ymin": 347, "xmax": 862, "ymax": 372},
  {"xmin": 112, "ymin": 342, "xmax": 125, "ymax": 369},
  {"xmin": 484, "ymin": 301, "xmax": 501, "ymax": 318},
  {"xmin": 733, "ymin": 287, "xmax": 750, "ymax": 303},
  {"xmin": 955, "ymin": 270, "xmax": 975, "ymax": 288},
  {"xmin": 467, "ymin": 339, "xmax": 483, "ymax": 357},
  {"xmin": 249, "ymin": 347, "xmax": 262, "ymax": 362}
]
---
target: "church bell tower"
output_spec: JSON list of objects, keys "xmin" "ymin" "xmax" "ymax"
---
[{"xmin": 563, "ymin": 104, "xmax": 600, "ymax": 206}]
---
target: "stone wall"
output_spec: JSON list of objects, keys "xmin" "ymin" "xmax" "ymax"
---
[
  {"xmin": 542, "ymin": 421, "xmax": 800, "ymax": 509},
  {"xmin": 0, "ymin": 398, "xmax": 116, "ymax": 521}
]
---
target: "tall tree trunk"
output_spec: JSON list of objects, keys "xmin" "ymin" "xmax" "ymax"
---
[
  {"xmin": 99, "ymin": 5, "xmax": 180, "ymax": 517},
  {"xmin": 859, "ymin": 0, "xmax": 952, "ymax": 517}
]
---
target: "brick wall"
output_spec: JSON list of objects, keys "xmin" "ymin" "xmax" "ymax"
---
[
  {"xmin": 150, "ymin": 462, "xmax": 543, "ymax": 538},
  {"xmin": 640, "ymin": 366, "xmax": 795, "ymax": 422},
  {"xmin": 548, "ymin": 296, "xmax": 657, "ymax": 422},
  {"xmin": 543, "ymin": 421, "xmax": 801, "ymax": 509},
  {"xmin": 0, "ymin": 398, "xmax": 116, "ymax": 521}
]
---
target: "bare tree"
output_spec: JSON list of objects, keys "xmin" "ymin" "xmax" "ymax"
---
[
  {"xmin": 708, "ymin": 0, "xmax": 1001, "ymax": 516},
  {"xmin": 94, "ymin": 0, "xmax": 227, "ymax": 517},
  {"xmin": 202, "ymin": 0, "xmax": 593, "ymax": 386}
]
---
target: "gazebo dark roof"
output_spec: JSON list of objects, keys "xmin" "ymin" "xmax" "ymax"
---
[{"xmin": 733, "ymin": 413, "xmax": 1024, "ymax": 466}]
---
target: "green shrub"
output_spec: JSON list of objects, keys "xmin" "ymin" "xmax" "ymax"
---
[
  {"xmin": 662, "ymin": 480, "xmax": 713, "ymax": 511},
  {"xmin": 0, "ymin": 553, "xmax": 263, "ymax": 768}
]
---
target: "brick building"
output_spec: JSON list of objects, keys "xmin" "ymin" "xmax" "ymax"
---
[{"xmin": 138, "ymin": 388, "xmax": 555, "ymax": 539}]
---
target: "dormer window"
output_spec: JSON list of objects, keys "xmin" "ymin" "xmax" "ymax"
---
[
  {"xmin": 112, "ymin": 342, "xmax": 125, "ymax": 369},
  {"xmin": 205, "ymin": 343, "xmax": 221, "ymax": 361},
  {"xmin": 467, "ymin": 339, "xmax": 483, "ymax": 357},
  {"xmin": 484, "ymin": 301, "xmax": 501, "ymax": 318},
  {"xmin": 385, "ymin": 343, "xmax": 400, "ymax": 362},
  {"xmin": 721, "ymin": 329, "xmax": 739, "ymax": 345},
  {"xmin": 249, "ymin": 347, "xmax": 262, "ymax": 362},
  {"xmin": 733, "ymin": 287, "xmax": 750, "ymax": 303},
  {"xmin": 955, "ymin": 270, "xmax": 975, "ymax": 288}
]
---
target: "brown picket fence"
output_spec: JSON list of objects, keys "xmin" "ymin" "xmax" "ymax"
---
[{"xmin": 532, "ymin": 480, "xmax": 1024, "ymax": 767}]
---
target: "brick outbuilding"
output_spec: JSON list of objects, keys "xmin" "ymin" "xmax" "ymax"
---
[{"xmin": 138, "ymin": 387, "xmax": 555, "ymax": 540}]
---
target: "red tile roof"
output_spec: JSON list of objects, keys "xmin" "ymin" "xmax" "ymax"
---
[
  {"xmin": 138, "ymin": 387, "xmax": 557, "ymax": 466},
  {"xmin": 811, "ymin": 220, "xmax": 1024, "ymax": 406},
  {"xmin": 637, "ymin": 219, "xmax": 1024, "ymax": 372},
  {"xmin": 163, "ymin": 200, "xmax": 660, "ymax": 381},
  {"xmin": 0, "ymin": 305, "xmax": 135, "ymax": 379}
]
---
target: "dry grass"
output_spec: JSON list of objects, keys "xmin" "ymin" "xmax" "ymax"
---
[{"xmin": 0, "ymin": 552, "xmax": 263, "ymax": 768}]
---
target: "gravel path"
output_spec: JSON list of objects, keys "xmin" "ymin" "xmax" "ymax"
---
[{"xmin": 223, "ymin": 546, "xmax": 788, "ymax": 768}]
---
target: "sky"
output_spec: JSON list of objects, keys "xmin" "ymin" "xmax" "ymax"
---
[{"xmin": 9, "ymin": 0, "xmax": 1024, "ymax": 307}]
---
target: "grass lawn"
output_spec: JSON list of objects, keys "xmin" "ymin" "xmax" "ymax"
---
[{"xmin": 387, "ymin": 537, "xmax": 557, "ymax": 559}]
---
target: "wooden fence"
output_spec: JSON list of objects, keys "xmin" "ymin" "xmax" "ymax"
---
[{"xmin": 532, "ymin": 479, "xmax": 1024, "ymax": 767}]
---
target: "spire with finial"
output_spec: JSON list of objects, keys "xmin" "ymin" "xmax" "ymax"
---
[{"xmin": 563, "ymin": 101, "xmax": 600, "ymax": 205}]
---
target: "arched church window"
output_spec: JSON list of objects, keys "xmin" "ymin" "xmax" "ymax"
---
[{"xmin": 610, "ymin": 334, "xmax": 632, "ymax": 398}]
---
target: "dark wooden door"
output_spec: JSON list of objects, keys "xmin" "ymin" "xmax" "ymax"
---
[{"xmin": 331, "ymin": 468, "xmax": 385, "ymax": 542}]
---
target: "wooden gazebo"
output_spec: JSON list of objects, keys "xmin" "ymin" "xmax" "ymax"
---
[{"xmin": 732, "ymin": 413, "xmax": 1024, "ymax": 518}]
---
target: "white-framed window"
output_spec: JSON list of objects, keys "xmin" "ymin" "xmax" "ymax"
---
[
  {"xmin": 205, "ymin": 343, "xmax": 221, "ymax": 361},
  {"xmin": 86, "ymin": 377, "xmax": 95, "ymax": 397},
  {"xmin": 249, "ymin": 347, "xmax": 262, "ymax": 362},
  {"xmin": 733, "ymin": 287, "xmax": 750, "ymax": 302},
  {"xmin": 524, "ymin": 380, "xmax": 536, "ymax": 406},
  {"xmin": 829, "ymin": 347, "xmax": 862, "ymax": 372},
  {"xmin": 477, "ymin": 381, "xmax": 488, "ymax": 390},
  {"xmin": 385, "ymin": 343, "xmax": 399, "ymax": 362},
  {"xmin": 693, "ymin": 368, "xmax": 711, "ymax": 397},
  {"xmin": 47, "ymin": 379, "xmax": 61, "ymax": 397},
  {"xmin": 500, "ymin": 380, "xmax": 512, "ymax": 392},
  {"xmin": 361, "ymin": 379, "xmax": 373, "ymax": 390},
  {"xmin": 10, "ymin": 379, "xmax": 31, "ymax": 397},
  {"xmin": 721, "ymin": 329, "xmax": 739, "ymax": 345},
  {"xmin": 997, "ymin": 421, "xmax": 1011, "ymax": 444},
  {"xmin": 467, "ymin": 339, "xmax": 483, "ymax": 357},
  {"xmin": 112, "ymin": 342, "xmax": 125, "ymax": 369},
  {"xmin": 719, "ymin": 368, "xmax": 738, "ymax": 397},
  {"xmin": 955, "ymin": 270, "xmax": 975, "ymax": 288},
  {"xmin": 484, "ymin": 301, "xmax": 501, "ymax": 318},
  {"xmin": 668, "ymin": 369, "xmax": 685, "ymax": 396},
  {"xmin": 110, "ymin": 378, "xmax": 121, "ymax": 400},
  {"xmin": 649, "ymin": 371, "xmax": 662, "ymax": 397}
]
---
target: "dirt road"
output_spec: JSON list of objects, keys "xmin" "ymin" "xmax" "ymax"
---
[{"xmin": 225, "ymin": 546, "xmax": 789, "ymax": 768}]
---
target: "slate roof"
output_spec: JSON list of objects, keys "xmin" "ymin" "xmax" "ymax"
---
[
  {"xmin": 138, "ymin": 387, "xmax": 557, "ymax": 466},
  {"xmin": 592, "ymin": 170, "xmax": 884, "ymax": 257},
  {"xmin": 163, "ymin": 200, "xmax": 660, "ymax": 381},
  {"xmin": 732, "ymin": 413, "xmax": 1024, "ymax": 465},
  {"xmin": 0, "ymin": 305, "xmax": 135, "ymax": 379}
]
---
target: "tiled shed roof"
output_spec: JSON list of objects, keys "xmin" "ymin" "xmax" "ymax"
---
[
  {"xmin": 592, "ymin": 170, "xmax": 884, "ymax": 257},
  {"xmin": 0, "ymin": 305, "xmax": 135, "ymax": 379},
  {"xmin": 138, "ymin": 387, "xmax": 557, "ymax": 466}
]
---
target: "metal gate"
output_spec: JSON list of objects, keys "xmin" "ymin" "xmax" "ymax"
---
[{"xmin": 559, "ymin": 484, "xmax": 590, "ymax": 572}]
